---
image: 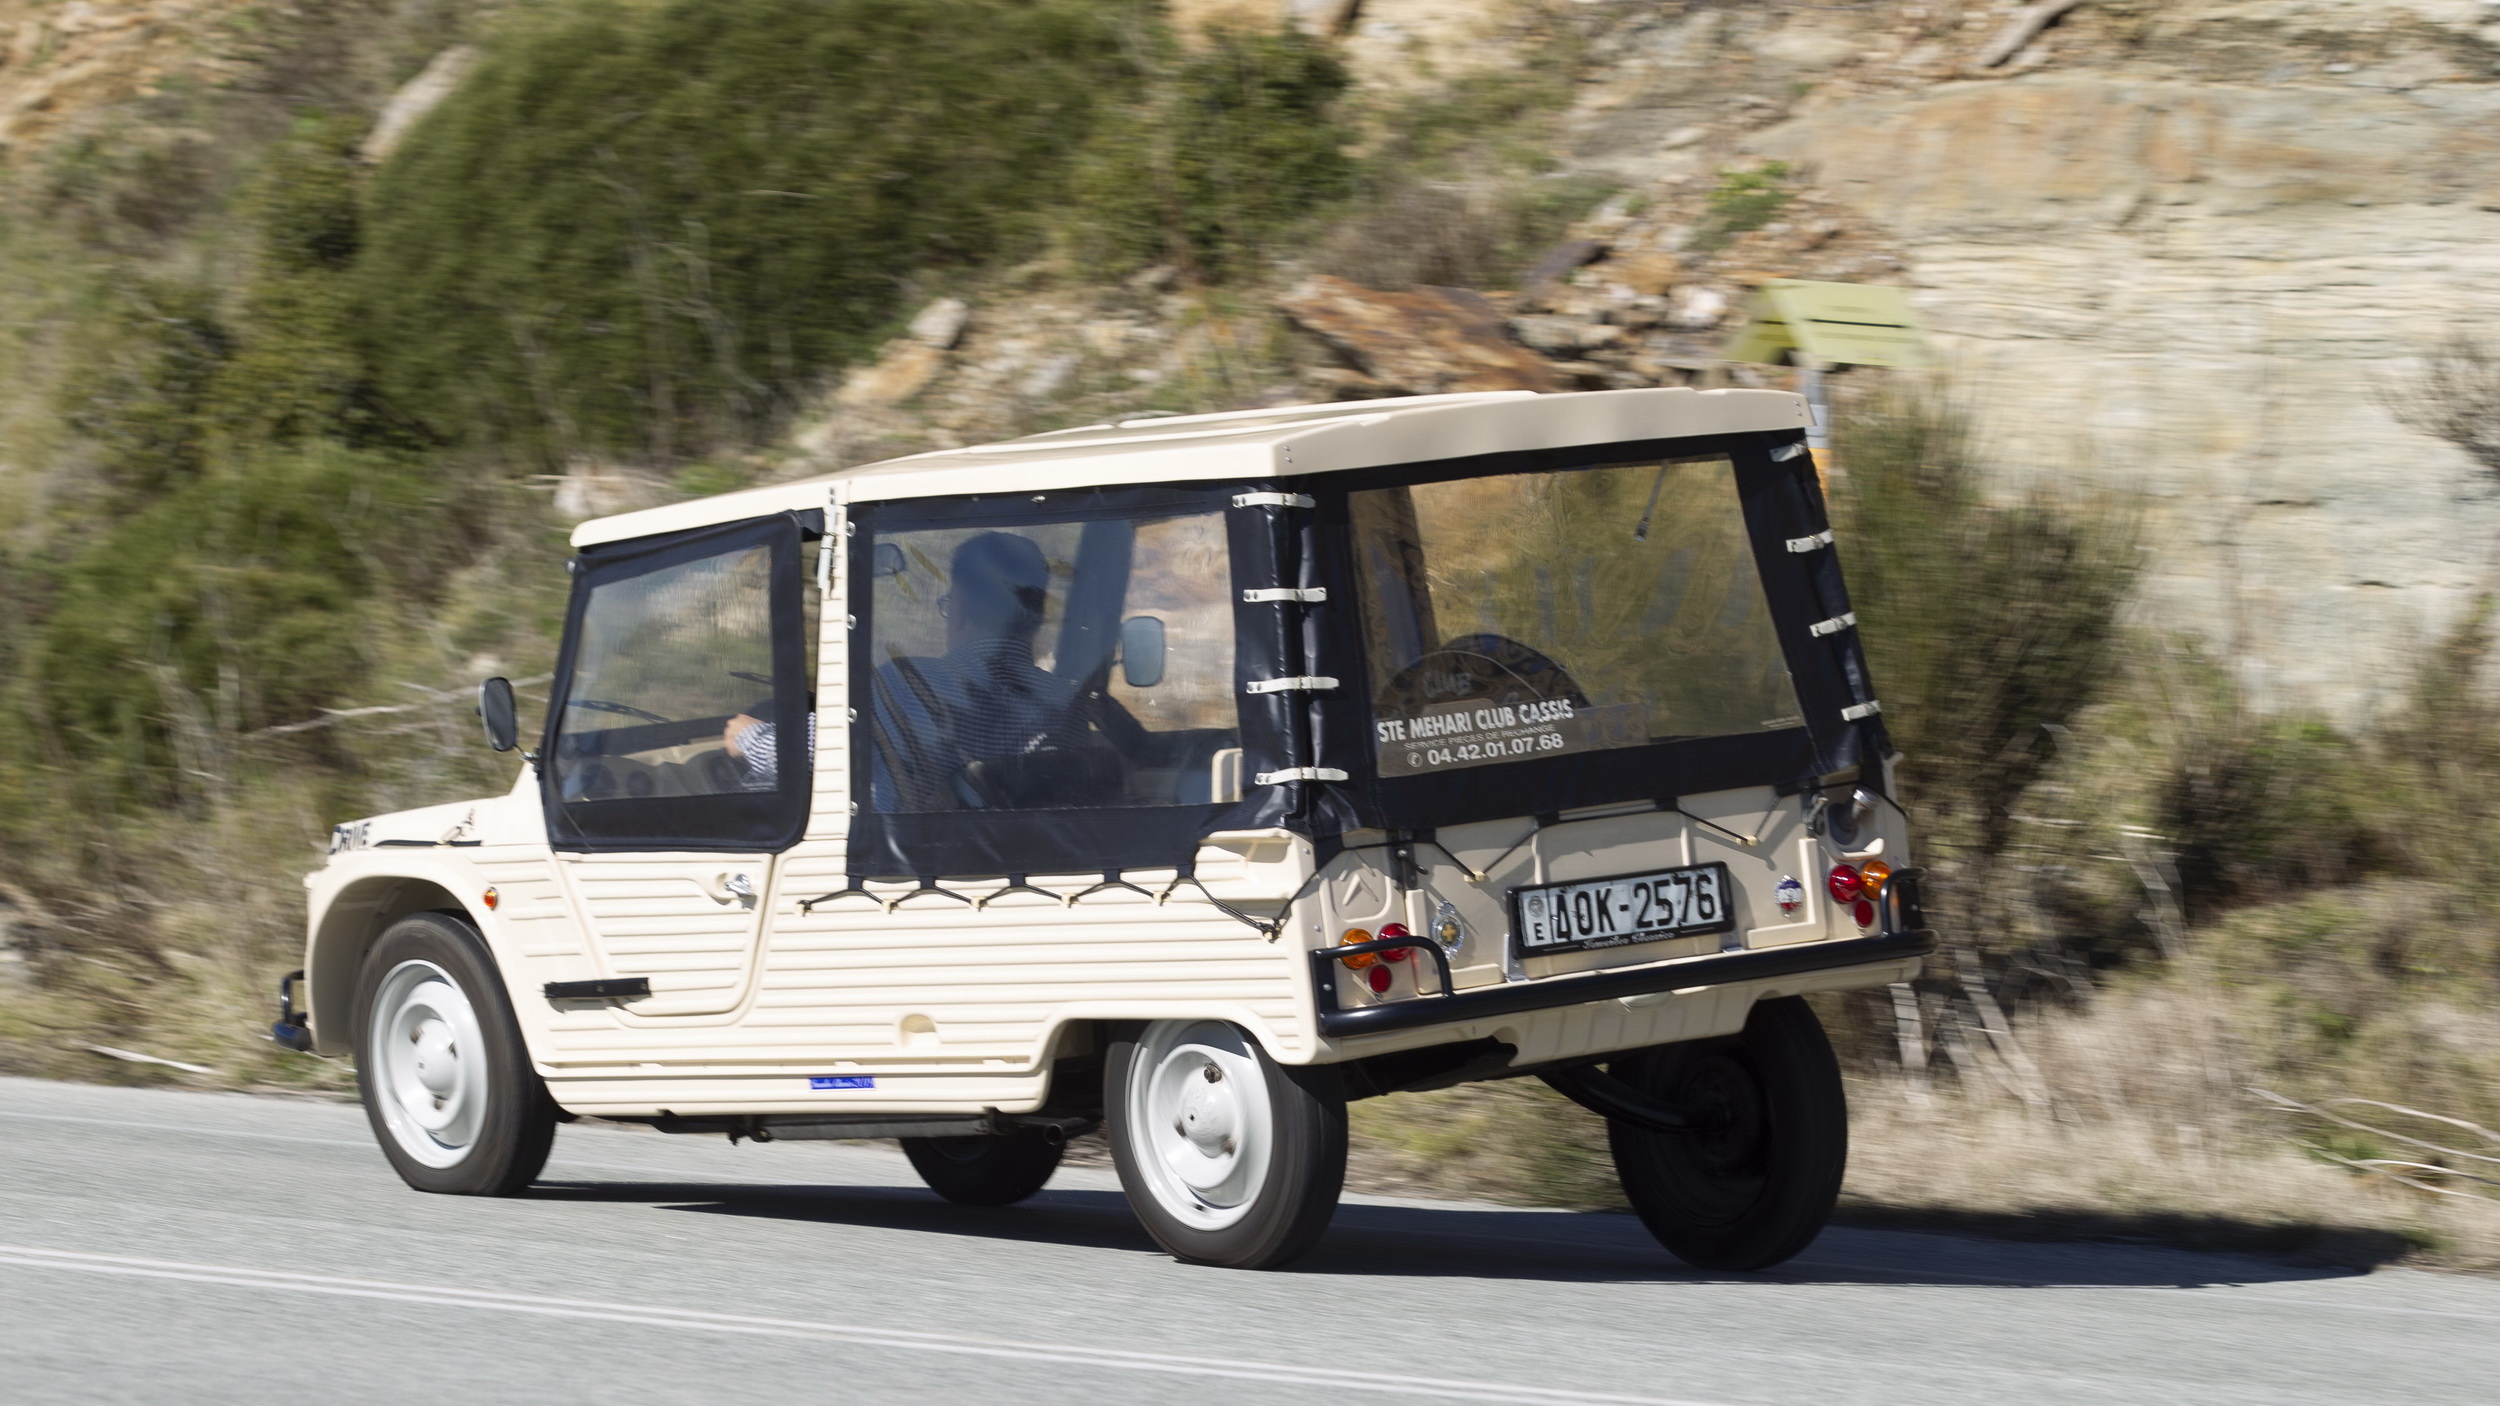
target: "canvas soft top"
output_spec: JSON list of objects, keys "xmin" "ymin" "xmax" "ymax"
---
[{"xmin": 570, "ymin": 387, "xmax": 1810, "ymax": 548}]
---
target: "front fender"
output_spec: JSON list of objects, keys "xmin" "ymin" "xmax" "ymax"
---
[{"xmin": 302, "ymin": 854, "xmax": 510, "ymax": 1058}]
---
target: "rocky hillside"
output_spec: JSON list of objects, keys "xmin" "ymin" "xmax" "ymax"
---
[
  {"xmin": 10, "ymin": 0, "xmax": 2494, "ymax": 726},
  {"xmin": 805, "ymin": 0, "xmax": 2500, "ymax": 716}
]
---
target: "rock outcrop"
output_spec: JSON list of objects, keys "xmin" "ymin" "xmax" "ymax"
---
[
  {"xmin": 1741, "ymin": 39, "xmax": 2500, "ymax": 711},
  {"xmin": 1549, "ymin": 0, "xmax": 2500, "ymax": 714},
  {"xmin": 1279, "ymin": 276, "xmax": 1563, "ymax": 394}
]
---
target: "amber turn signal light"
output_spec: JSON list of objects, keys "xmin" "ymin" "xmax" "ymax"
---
[
  {"xmin": 1859, "ymin": 860, "xmax": 1893, "ymax": 894},
  {"xmin": 1338, "ymin": 927, "xmax": 1377, "ymax": 969}
]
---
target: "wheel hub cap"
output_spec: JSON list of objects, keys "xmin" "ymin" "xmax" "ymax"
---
[
  {"xmin": 1176, "ymin": 1071, "xmax": 1239, "ymax": 1161},
  {"xmin": 410, "ymin": 1019, "xmax": 460, "ymax": 1099},
  {"xmin": 1126, "ymin": 1020, "xmax": 1277, "ymax": 1231},
  {"xmin": 367, "ymin": 960, "xmax": 489, "ymax": 1169}
]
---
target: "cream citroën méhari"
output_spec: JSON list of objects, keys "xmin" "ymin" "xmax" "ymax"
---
[{"xmin": 281, "ymin": 387, "xmax": 1932, "ymax": 1271}]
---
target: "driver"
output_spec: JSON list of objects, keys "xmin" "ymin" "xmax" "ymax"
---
[
  {"xmin": 722, "ymin": 531, "xmax": 1119, "ymax": 806},
  {"xmin": 869, "ymin": 530, "xmax": 1092, "ymax": 810}
]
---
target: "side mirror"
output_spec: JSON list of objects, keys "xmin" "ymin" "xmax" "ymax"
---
[
  {"xmin": 478, "ymin": 676, "xmax": 521, "ymax": 753},
  {"xmin": 872, "ymin": 542, "xmax": 908, "ymax": 579},
  {"xmin": 1119, "ymin": 615, "xmax": 1166, "ymax": 689}
]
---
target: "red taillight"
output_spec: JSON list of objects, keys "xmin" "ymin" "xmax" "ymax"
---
[
  {"xmin": 1852, "ymin": 898, "xmax": 1877, "ymax": 929},
  {"xmin": 1366, "ymin": 964, "xmax": 1394, "ymax": 994},
  {"xmin": 1827, "ymin": 865, "xmax": 1862, "ymax": 903},
  {"xmin": 1377, "ymin": 922, "xmax": 1412, "ymax": 962},
  {"xmin": 1339, "ymin": 928, "xmax": 1377, "ymax": 969}
]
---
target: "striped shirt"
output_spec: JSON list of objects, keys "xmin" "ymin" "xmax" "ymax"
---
[
  {"xmin": 868, "ymin": 637, "xmax": 1086, "ymax": 811},
  {"xmin": 735, "ymin": 711, "xmax": 814, "ymax": 790}
]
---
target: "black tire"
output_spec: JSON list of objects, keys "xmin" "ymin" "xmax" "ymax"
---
[
  {"xmin": 1106, "ymin": 1020, "xmax": 1346, "ymax": 1270},
  {"xmin": 901, "ymin": 1131, "xmax": 1065, "ymax": 1206},
  {"xmin": 353, "ymin": 911, "xmax": 558, "ymax": 1196},
  {"xmin": 1609, "ymin": 996, "xmax": 1847, "ymax": 1271}
]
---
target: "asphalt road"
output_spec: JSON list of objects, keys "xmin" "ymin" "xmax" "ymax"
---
[{"xmin": 4, "ymin": 1075, "xmax": 2498, "ymax": 1405}]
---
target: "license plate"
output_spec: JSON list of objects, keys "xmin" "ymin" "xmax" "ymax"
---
[{"xmin": 1509, "ymin": 863, "xmax": 1736, "ymax": 956}]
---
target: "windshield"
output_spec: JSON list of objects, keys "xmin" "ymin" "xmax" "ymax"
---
[{"xmin": 1350, "ymin": 456, "xmax": 1800, "ymax": 779}]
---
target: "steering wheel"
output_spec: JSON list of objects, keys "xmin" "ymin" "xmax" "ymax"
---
[
  {"xmin": 567, "ymin": 697, "xmax": 673, "ymax": 724},
  {"xmin": 1373, "ymin": 633, "xmax": 1589, "ymax": 715}
]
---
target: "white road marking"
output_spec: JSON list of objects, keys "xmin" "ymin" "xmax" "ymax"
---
[
  {"xmin": 0, "ymin": 1244, "xmax": 1726, "ymax": 1406},
  {"xmin": 0, "ymin": 1107, "xmax": 910, "ymax": 1186},
  {"xmin": 0, "ymin": 1108, "xmax": 370, "ymax": 1148}
]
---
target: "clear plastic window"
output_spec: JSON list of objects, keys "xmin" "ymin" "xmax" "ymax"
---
[
  {"xmin": 866, "ymin": 511, "xmax": 1238, "ymax": 812},
  {"xmin": 1352, "ymin": 457, "xmax": 1799, "ymax": 779},
  {"xmin": 553, "ymin": 542, "xmax": 797, "ymax": 802}
]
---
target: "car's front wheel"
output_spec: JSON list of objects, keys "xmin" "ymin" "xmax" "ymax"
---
[
  {"xmin": 1609, "ymin": 996, "xmax": 1847, "ymax": 1271},
  {"xmin": 1106, "ymin": 1020, "xmax": 1345, "ymax": 1269},
  {"xmin": 354, "ymin": 911, "xmax": 557, "ymax": 1196}
]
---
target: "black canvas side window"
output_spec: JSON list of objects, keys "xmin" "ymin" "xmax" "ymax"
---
[
  {"xmin": 863, "ymin": 512, "xmax": 1239, "ymax": 813},
  {"xmin": 844, "ymin": 485, "xmax": 1292, "ymax": 880},
  {"xmin": 545, "ymin": 516, "xmax": 810, "ymax": 852}
]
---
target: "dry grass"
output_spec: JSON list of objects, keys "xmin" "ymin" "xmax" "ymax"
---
[
  {"xmin": 1843, "ymin": 972, "xmax": 2500, "ymax": 1269},
  {"xmin": 1344, "ymin": 972, "xmax": 2500, "ymax": 1269}
]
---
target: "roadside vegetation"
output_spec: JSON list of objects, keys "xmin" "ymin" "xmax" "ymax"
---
[
  {"xmin": 0, "ymin": 0, "xmax": 1580, "ymax": 1088},
  {"xmin": 2, "ymin": 0, "xmax": 2495, "ymax": 1267},
  {"xmin": 1354, "ymin": 394, "xmax": 2500, "ymax": 1265}
]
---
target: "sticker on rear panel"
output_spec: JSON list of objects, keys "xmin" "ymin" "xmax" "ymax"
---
[
  {"xmin": 1373, "ymin": 700, "xmax": 1647, "ymax": 778},
  {"xmin": 809, "ymin": 1076, "xmax": 874, "ymax": 1090}
]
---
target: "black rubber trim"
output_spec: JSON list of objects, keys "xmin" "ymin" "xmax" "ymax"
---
[
  {"xmin": 542, "ymin": 977, "xmax": 652, "ymax": 1001},
  {"xmin": 1312, "ymin": 929, "xmax": 1935, "ymax": 1038}
]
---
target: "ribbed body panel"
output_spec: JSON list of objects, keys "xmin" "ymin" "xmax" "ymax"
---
[{"xmin": 549, "ymin": 857, "xmax": 772, "ymax": 1016}]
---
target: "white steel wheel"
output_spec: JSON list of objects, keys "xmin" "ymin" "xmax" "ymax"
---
[
  {"xmin": 354, "ymin": 911, "xmax": 557, "ymax": 1197},
  {"xmin": 1129, "ymin": 1021, "xmax": 1274, "ymax": 1230},
  {"xmin": 369, "ymin": 960, "xmax": 489, "ymax": 1168},
  {"xmin": 1107, "ymin": 1020, "xmax": 1345, "ymax": 1270}
]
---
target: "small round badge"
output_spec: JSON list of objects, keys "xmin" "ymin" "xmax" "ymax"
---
[{"xmin": 1774, "ymin": 875, "xmax": 1805, "ymax": 917}]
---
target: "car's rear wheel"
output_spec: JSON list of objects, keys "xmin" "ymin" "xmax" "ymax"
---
[
  {"xmin": 1609, "ymin": 996, "xmax": 1847, "ymax": 1271},
  {"xmin": 901, "ymin": 1131, "xmax": 1064, "ymax": 1205},
  {"xmin": 355, "ymin": 911, "xmax": 557, "ymax": 1196},
  {"xmin": 1107, "ymin": 1020, "xmax": 1345, "ymax": 1269}
]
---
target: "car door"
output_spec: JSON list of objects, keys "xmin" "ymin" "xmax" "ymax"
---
[
  {"xmin": 749, "ymin": 488, "xmax": 1262, "ymax": 1068},
  {"xmin": 541, "ymin": 514, "xmax": 816, "ymax": 1019}
]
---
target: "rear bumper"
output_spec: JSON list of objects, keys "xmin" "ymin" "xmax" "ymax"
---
[{"xmin": 1311, "ymin": 928, "xmax": 1936, "ymax": 1038}]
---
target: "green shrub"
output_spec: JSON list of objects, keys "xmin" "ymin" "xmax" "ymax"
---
[
  {"xmin": 35, "ymin": 443, "xmax": 441, "ymax": 786},
  {"xmin": 358, "ymin": 0, "xmax": 1153, "ymax": 463},
  {"xmin": 2159, "ymin": 713, "xmax": 2382, "ymax": 920},
  {"xmin": 56, "ymin": 282, "xmax": 234, "ymax": 500},
  {"xmin": 34, "ymin": 118, "xmax": 462, "ymax": 792},
  {"xmin": 1069, "ymin": 26, "xmax": 1354, "ymax": 280},
  {"xmin": 1832, "ymin": 395, "xmax": 2138, "ymax": 859},
  {"xmin": 1687, "ymin": 161, "xmax": 1793, "ymax": 252},
  {"xmin": 214, "ymin": 118, "xmax": 418, "ymax": 453}
]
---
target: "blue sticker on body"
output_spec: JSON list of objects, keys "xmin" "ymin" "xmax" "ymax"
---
[{"xmin": 809, "ymin": 1076, "xmax": 874, "ymax": 1090}]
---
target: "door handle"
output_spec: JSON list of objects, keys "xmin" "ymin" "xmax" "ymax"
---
[{"xmin": 705, "ymin": 871, "xmax": 758, "ymax": 906}]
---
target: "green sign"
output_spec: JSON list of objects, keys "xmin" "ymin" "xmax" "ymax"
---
[{"xmin": 1724, "ymin": 280, "xmax": 1929, "ymax": 368}]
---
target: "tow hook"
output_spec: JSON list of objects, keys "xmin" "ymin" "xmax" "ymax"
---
[{"xmin": 270, "ymin": 969, "xmax": 314, "ymax": 1053}]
